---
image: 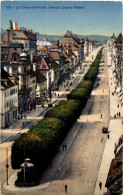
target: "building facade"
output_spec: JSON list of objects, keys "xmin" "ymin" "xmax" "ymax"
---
[{"xmin": 1, "ymin": 69, "xmax": 18, "ymax": 128}]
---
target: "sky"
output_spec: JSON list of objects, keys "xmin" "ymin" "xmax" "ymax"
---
[{"xmin": 1, "ymin": 1, "xmax": 122, "ymax": 36}]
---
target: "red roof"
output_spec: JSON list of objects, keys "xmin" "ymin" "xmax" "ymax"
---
[
  {"xmin": 40, "ymin": 46, "xmax": 48, "ymax": 51},
  {"xmin": 49, "ymin": 51, "xmax": 60, "ymax": 61},
  {"xmin": 39, "ymin": 56, "xmax": 49, "ymax": 70},
  {"xmin": 51, "ymin": 44, "xmax": 58, "ymax": 49}
]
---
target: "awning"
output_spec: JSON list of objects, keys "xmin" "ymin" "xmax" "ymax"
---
[
  {"xmin": 114, "ymin": 80, "xmax": 118, "ymax": 84},
  {"xmin": 112, "ymin": 66, "xmax": 115, "ymax": 71},
  {"xmin": 118, "ymin": 92, "xmax": 123, "ymax": 97},
  {"xmin": 119, "ymin": 95, "xmax": 123, "ymax": 101}
]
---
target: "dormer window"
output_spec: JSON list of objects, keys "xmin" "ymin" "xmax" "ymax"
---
[{"xmin": 43, "ymin": 65, "xmax": 46, "ymax": 69}]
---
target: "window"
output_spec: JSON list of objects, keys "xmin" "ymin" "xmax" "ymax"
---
[
  {"xmin": 12, "ymin": 52, "xmax": 19, "ymax": 62},
  {"xmin": 43, "ymin": 65, "xmax": 46, "ymax": 69}
]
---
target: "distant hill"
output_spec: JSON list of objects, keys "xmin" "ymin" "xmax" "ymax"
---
[
  {"xmin": 37, "ymin": 32, "xmax": 110, "ymax": 43},
  {"xmin": 1, "ymin": 29, "xmax": 110, "ymax": 43},
  {"xmin": 36, "ymin": 33, "xmax": 63, "ymax": 43},
  {"xmin": 77, "ymin": 35, "xmax": 110, "ymax": 42}
]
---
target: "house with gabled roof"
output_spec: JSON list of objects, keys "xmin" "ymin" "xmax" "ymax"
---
[
  {"xmin": 49, "ymin": 51, "xmax": 61, "ymax": 64},
  {"xmin": 37, "ymin": 56, "xmax": 60, "ymax": 92},
  {"xmin": 30, "ymin": 70, "xmax": 47, "ymax": 103},
  {"xmin": 39, "ymin": 45, "xmax": 49, "ymax": 57},
  {"xmin": 2, "ymin": 28, "xmax": 37, "ymax": 55}
]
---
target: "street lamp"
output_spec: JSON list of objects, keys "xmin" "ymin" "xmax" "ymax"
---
[{"xmin": 6, "ymin": 148, "xmax": 9, "ymax": 185}]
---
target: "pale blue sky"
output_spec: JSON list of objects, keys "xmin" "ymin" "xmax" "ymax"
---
[{"xmin": 1, "ymin": 1, "xmax": 122, "ymax": 36}]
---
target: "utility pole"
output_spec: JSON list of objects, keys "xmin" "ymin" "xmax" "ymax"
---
[{"xmin": 6, "ymin": 148, "xmax": 9, "ymax": 185}]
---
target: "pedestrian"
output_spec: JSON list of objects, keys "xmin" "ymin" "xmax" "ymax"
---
[
  {"xmin": 100, "ymin": 114, "xmax": 103, "ymax": 119},
  {"xmin": 117, "ymin": 113, "xmax": 119, "ymax": 117},
  {"xmin": 58, "ymin": 94, "xmax": 59, "ymax": 97},
  {"xmin": 65, "ymin": 144, "xmax": 67, "ymax": 151},
  {"xmin": 99, "ymin": 181, "xmax": 102, "ymax": 190},
  {"xmin": 117, "ymin": 104, "xmax": 119, "ymax": 108},
  {"xmin": 119, "ymin": 112, "xmax": 120, "ymax": 117},
  {"xmin": 63, "ymin": 144, "xmax": 64, "ymax": 151},
  {"xmin": 23, "ymin": 122, "xmax": 25, "ymax": 127},
  {"xmin": 55, "ymin": 93, "xmax": 56, "ymax": 96},
  {"xmin": 107, "ymin": 134, "xmax": 110, "ymax": 139},
  {"xmin": 65, "ymin": 184, "xmax": 68, "ymax": 193}
]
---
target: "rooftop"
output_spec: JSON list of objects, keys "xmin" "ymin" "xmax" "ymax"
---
[
  {"xmin": 30, "ymin": 70, "xmax": 47, "ymax": 83},
  {"xmin": 1, "ymin": 68, "xmax": 17, "ymax": 89}
]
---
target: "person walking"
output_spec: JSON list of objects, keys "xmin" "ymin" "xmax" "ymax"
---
[
  {"xmin": 99, "ymin": 181, "xmax": 102, "ymax": 190},
  {"xmin": 100, "ymin": 114, "xmax": 103, "ymax": 119},
  {"xmin": 63, "ymin": 144, "xmax": 65, "ymax": 151},
  {"xmin": 119, "ymin": 112, "xmax": 121, "ymax": 117},
  {"xmin": 117, "ymin": 104, "xmax": 119, "ymax": 108},
  {"xmin": 65, "ymin": 184, "xmax": 68, "ymax": 193},
  {"xmin": 107, "ymin": 134, "xmax": 110, "ymax": 139}
]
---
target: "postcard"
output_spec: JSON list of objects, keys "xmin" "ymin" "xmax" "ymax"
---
[{"xmin": 1, "ymin": 1, "xmax": 123, "ymax": 195}]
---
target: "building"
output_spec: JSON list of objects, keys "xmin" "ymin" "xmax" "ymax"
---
[
  {"xmin": 30, "ymin": 70, "xmax": 47, "ymax": 103},
  {"xmin": 2, "ymin": 51, "xmax": 37, "ymax": 116},
  {"xmin": 105, "ymin": 135, "xmax": 123, "ymax": 194},
  {"xmin": 36, "ymin": 38, "xmax": 52, "ymax": 50},
  {"xmin": 39, "ymin": 45, "xmax": 49, "ymax": 57},
  {"xmin": 2, "ymin": 28, "xmax": 37, "ymax": 55},
  {"xmin": 107, "ymin": 33, "xmax": 123, "ymax": 92},
  {"xmin": 1, "ymin": 69, "xmax": 18, "ymax": 128}
]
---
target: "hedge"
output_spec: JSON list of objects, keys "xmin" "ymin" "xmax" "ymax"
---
[
  {"xmin": 45, "ymin": 100, "xmax": 81, "ymax": 129},
  {"xmin": 11, "ymin": 100, "xmax": 81, "ymax": 171},
  {"xmin": 77, "ymin": 80, "xmax": 93, "ymax": 93},
  {"xmin": 67, "ymin": 88, "xmax": 88, "ymax": 105}
]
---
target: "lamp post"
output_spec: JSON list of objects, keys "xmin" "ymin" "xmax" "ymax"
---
[{"xmin": 6, "ymin": 148, "xmax": 9, "ymax": 185}]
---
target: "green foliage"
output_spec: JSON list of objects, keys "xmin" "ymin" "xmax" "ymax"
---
[
  {"xmin": 67, "ymin": 88, "xmax": 88, "ymax": 103},
  {"xmin": 77, "ymin": 80, "xmax": 93, "ymax": 92},
  {"xmin": 15, "ymin": 170, "xmax": 39, "ymax": 187},
  {"xmin": 45, "ymin": 100, "xmax": 81, "ymax": 127}
]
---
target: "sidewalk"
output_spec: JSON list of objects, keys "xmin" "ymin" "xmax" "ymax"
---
[{"xmin": 93, "ymin": 51, "xmax": 123, "ymax": 195}]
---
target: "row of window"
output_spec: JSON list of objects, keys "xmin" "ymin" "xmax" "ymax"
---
[
  {"xmin": 5, "ymin": 88, "xmax": 18, "ymax": 98},
  {"xmin": 5, "ymin": 98, "xmax": 17, "ymax": 108}
]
